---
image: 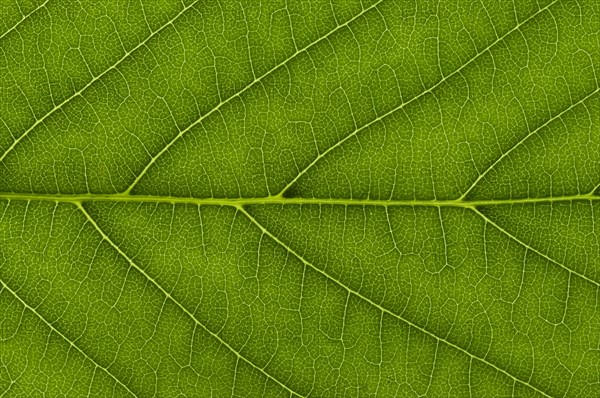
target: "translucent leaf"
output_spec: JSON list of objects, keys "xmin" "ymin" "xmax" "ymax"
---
[{"xmin": 1, "ymin": 1, "xmax": 599, "ymax": 396}]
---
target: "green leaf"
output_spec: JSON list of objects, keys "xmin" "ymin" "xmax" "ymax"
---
[{"xmin": 0, "ymin": 0, "xmax": 599, "ymax": 396}]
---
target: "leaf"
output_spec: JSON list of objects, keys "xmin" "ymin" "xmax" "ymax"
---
[{"xmin": 0, "ymin": 0, "xmax": 599, "ymax": 396}]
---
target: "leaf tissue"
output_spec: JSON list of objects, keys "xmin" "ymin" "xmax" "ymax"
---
[{"xmin": 0, "ymin": 0, "xmax": 599, "ymax": 397}]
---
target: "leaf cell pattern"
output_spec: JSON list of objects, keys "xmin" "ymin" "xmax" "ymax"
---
[{"xmin": 0, "ymin": 0, "xmax": 599, "ymax": 397}]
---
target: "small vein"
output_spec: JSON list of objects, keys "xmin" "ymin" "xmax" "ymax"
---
[
  {"xmin": 470, "ymin": 206, "xmax": 600, "ymax": 288},
  {"xmin": 123, "ymin": 0, "xmax": 388, "ymax": 194},
  {"xmin": 459, "ymin": 88, "xmax": 600, "ymax": 200},
  {"xmin": 0, "ymin": 0, "xmax": 50, "ymax": 41},
  {"xmin": 276, "ymin": 0, "xmax": 561, "ymax": 197},
  {"xmin": 0, "ymin": 278, "xmax": 138, "ymax": 398},
  {"xmin": 0, "ymin": 0, "xmax": 201, "ymax": 163},
  {"xmin": 76, "ymin": 203, "xmax": 305, "ymax": 398},
  {"xmin": 237, "ymin": 206, "xmax": 555, "ymax": 398}
]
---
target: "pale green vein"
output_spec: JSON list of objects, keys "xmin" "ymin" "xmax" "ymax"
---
[
  {"xmin": 591, "ymin": 180, "xmax": 600, "ymax": 195},
  {"xmin": 470, "ymin": 207, "xmax": 600, "ymax": 288},
  {"xmin": 236, "ymin": 206, "xmax": 555, "ymax": 398},
  {"xmin": 0, "ymin": 0, "xmax": 201, "ymax": 163},
  {"xmin": 0, "ymin": 0, "xmax": 50, "ymax": 41},
  {"xmin": 4, "ymin": 190, "xmax": 597, "ymax": 296},
  {"xmin": 459, "ymin": 88, "xmax": 600, "ymax": 200},
  {"xmin": 276, "ymin": 0, "xmax": 561, "ymax": 197},
  {"xmin": 76, "ymin": 204, "xmax": 305, "ymax": 398},
  {"xmin": 0, "ymin": 192, "xmax": 597, "ymax": 207},
  {"xmin": 123, "ymin": 0, "xmax": 388, "ymax": 194},
  {"xmin": 0, "ymin": 279, "xmax": 138, "ymax": 398}
]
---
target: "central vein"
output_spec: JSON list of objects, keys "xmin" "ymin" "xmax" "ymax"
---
[{"xmin": 0, "ymin": 192, "xmax": 597, "ymax": 207}]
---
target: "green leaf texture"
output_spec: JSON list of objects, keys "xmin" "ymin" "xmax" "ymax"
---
[{"xmin": 0, "ymin": 0, "xmax": 599, "ymax": 397}]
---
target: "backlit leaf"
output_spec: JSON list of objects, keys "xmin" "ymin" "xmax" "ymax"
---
[{"xmin": 1, "ymin": 0, "xmax": 599, "ymax": 396}]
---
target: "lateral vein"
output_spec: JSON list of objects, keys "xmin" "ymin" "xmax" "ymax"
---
[
  {"xmin": 459, "ymin": 88, "xmax": 600, "ymax": 200},
  {"xmin": 76, "ymin": 203, "xmax": 306, "ymax": 398},
  {"xmin": 237, "ymin": 206, "xmax": 555, "ymax": 398},
  {"xmin": 123, "ymin": 0, "xmax": 388, "ymax": 194},
  {"xmin": 0, "ymin": 0, "xmax": 50, "ymax": 41},
  {"xmin": 0, "ymin": 0, "xmax": 201, "ymax": 163},
  {"xmin": 469, "ymin": 207, "xmax": 600, "ymax": 288},
  {"xmin": 276, "ymin": 0, "xmax": 561, "ymax": 196},
  {"xmin": 0, "ymin": 279, "xmax": 139, "ymax": 398}
]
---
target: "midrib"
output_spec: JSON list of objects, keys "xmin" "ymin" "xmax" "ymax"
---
[{"xmin": 0, "ymin": 192, "xmax": 597, "ymax": 207}]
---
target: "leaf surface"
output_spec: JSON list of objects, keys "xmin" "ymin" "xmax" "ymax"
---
[{"xmin": 0, "ymin": 0, "xmax": 599, "ymax": 397}]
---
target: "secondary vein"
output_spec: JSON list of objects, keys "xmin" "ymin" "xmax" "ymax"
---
[
  {"xmin": 237, "ymin": 206, "xmax": 555, "ymax": 398},
  {"xmin": 0, "ymin": 279, "xmax": 139, "ymax": 398},
  {"xmin": 77, "ymin": 204, "xmax": 307, "ymax": 398},
  {"xmin": 122, "ymin": 0, "xmax": 388, "ymax": 194},
  {"xmin": 0, "ymin": 0, "xmax": 50, "ymax": 41},
  {"xmin": 276, "ymin": 0, "xmax": 561, "ymax": 197},
  {"xmin": 0, "ymin": 0, "xmax": 201, "ymax": 163}
]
